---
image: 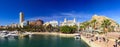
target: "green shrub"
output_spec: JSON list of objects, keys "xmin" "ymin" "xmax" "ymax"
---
[{"xmin": 60, "ymin": 26, "xmax": 77, "ymax": 34}]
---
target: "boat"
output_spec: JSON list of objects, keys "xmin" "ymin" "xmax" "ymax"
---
[
  {"xmin": 7, "ymin": 32, "xmax": 19, "ymax": 39},
  {"xmin": 74, "ymin": 33, "xmax": 81, "ymax": 39},
  {"xmin": 23, "ymin": 32, "xmax": 33, "ymax": 37},
  {"xmin": 0, "ymin": 31, "xmax": 9, "ymax": 38},
  {"xmin": 0, "ymin": 31, "xmax": 19, "ymax": 39}
]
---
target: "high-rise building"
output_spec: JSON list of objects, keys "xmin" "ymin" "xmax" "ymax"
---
[
  {"xmin": 19, "ymin": 12, "xmax": 24, "ymax": 28},
  {"xmin": 20, "ymin": 12, "xmax": 24, "ymax": 23}
]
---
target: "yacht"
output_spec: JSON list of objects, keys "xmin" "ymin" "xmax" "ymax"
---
[
  {"xmin": 0, "ymin": 31, "xmax": 19, "ymax": 39},
  {"xmin": 0, "ymin": 31, "xmax": 9, "ymax": 38},
  {"xmin": 8, "ymin": 31, "xmax": 19, "ymax": 39}
]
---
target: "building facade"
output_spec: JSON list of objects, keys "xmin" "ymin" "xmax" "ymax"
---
[
  {"xmin": 60, "ymin": 18, "xmax": 76, "ymax": 26},
  {"xmin": 29, "ymin": 19, "xmax": 44, "ymax": 26},
  {"xmin": 10, "ymin": 23, "xmax": 19, "ymax": 28},
  {"xmin": 49, "ymin": 20, "xmax": 58, "ymax": 27},
  {"xmin": 43, "ymin": 20, "xmax": 58, "ymax": 27},
  {"xmin": 19, "ymin": 12, "xmax": 24, "ymax": 28}
]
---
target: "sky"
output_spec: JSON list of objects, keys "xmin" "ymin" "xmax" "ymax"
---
[{"xmin": 0, "ymin": 0, "xmax": 120, "ymax": 25}]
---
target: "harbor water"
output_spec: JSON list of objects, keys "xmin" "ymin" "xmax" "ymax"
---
[{"xmin": 0, "ymin": 34, "xmax": 89, "ymax": 47}]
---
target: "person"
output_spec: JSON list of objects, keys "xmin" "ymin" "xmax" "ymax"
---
[
  {"xmin": 95, "ymin": 36, "xmax": 98, "ymax": 41},
  {"xmin": 106, "ymin": 39, "xmax": 109, "ymax": 43},
  {"xmin": 118, "ymin": 35, "xmax": 120, "ymax": 40},
  {"xmin": 91, "ymin": 38, "xmax": 94, "ymax": 42},
  {"xmin": 118, "ymin": 41, "xmax": 120, "ymax": 46},
  {"xmin": 113, "ymin": 45, "xmax": 117, "ymax": 47},
  {"xmin": 99, "ymin": 37, "xmax": 101, "ymax": 42},
  {"xmin": 103, "ymin": 37, "xmax": 106, "ymax": 42},
  {"xmin": 115, "ymin": 39, "xmax": 118, "ymax": 47}
]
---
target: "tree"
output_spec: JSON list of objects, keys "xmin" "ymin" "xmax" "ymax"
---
[
  {"xmin": 52, "ymin": 26, "xmax": 59, "ymax": 32},
  {"xmin": 71, "ymin": 25, "xmax": 77, "ymax": 32},
  {"xmin": 60, "ymin": 26, "xmax": 71, "ymax": 33},
  {"xmin": 82, "ymin": 21, "xmax": 90, "ymax": 30},
  {"xmin": 91, "ymin": 19, "xmax": 97, "ymax": 29},
  {"xmin": 45, "ymin": 24, "xmax": 53, "ymax": 32},
  {"xmin": 80, "ymin": 25, "xmax": 85, "ymax": 31},
  {"xmin": 60, "ymin": 26, "xmax": 76, "ymax": 34},
  {"xmin": 101, "ymin": 19, "xmax": 111, "ymax": 33}
]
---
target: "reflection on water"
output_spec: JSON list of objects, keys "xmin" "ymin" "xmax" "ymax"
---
[{"xmin": 0, "ymin": 35, "xmax": 89, "ymax": 47}]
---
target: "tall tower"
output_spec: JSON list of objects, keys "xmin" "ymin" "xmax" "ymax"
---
[
  {"xmin": 20, "ymin": 12, "xmax": 24, "ymax": 23},
  {"xmin": 73, "ymin": 18, "xmax": 76, "ymax": 23},
  {"xmin": 19, "ymin": 12, "xmax": 24, "ymax": 28},
  {"xmin": 64, "ymin": 18, "xmax": 67, "ymax": 22}
]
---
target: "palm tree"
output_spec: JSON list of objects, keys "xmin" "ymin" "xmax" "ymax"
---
[
  {"xmin": 101, "ymin": 19, "xmax": 111, "ymax": 33},
  {"xmin": 91, "ymin": 19, "xmax": 97, "ymax": 30},
  {"xmin": 80, "ymin": 25, "xmax": 85, "ymax": 31},
  {"xmin": 101, "ymin": 19, "xmax": 111, "ymax": 47},
  {"xmin": 45, "ymin": 24, "xmax": 53, "ymax": 32},
  {"xmin": 82, "ymin": 21, "xmax": 89, "ymax": 27},
  {"xmin": 81, "ymin": 21, "xmax": 90, "ymax": 32}
]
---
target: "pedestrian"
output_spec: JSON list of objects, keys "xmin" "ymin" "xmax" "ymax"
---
[
  {"xmin": 118, "ymin": 35, "xmax": 120, "ymax": 40},
  {"xmin": 115, "ymin": 39, "xmax": 118, "ymax": 47},
  {"xmin": 96, "ymin": 36, "xmax": 98, "ymax": 41},
  {"xmin": 103, "ymin": 37, "xmax": 105, "ymax": 42}
]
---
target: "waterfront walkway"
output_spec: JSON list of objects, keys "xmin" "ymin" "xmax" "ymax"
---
[
  {"xmin": 23, "ymin": 32, "xmax": 120, "ymax": 47},
  {"xmin": 81, "ymin": 32, "xmax": 120, "ymax": 47}
]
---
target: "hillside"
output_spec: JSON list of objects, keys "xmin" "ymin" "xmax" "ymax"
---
[{"xmin": 90, "ymin": 14, "xmax": 118, "ymax": 28}]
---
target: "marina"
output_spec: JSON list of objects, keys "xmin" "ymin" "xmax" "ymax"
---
[
  {"xmin": 0, "ymin": 31, "xmax": 32, "ymax": 38},
  {"xmin": 0, "ymin": 34, "xmax": 89, "ymax": 47},
  {"xmin": 0, "ymin": 0, "xmax": 120, "ymax": 47}
]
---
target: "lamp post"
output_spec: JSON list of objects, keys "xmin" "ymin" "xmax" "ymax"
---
[{"xmin": 77, "ymin": 22, "xmax": 80, "ymax": 33}]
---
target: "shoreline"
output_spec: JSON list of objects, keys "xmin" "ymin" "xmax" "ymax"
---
[
  {"xmin": 32, "ymin": 32, "xmax": 75, "ymax": 37},
  {"xmin": 32, "ymin": 32, "xmax": 100, "ymax": 47},
  {"xmin": 32, "ymin": 32, "xmax": 119, "ymax": 47},
  {"xmin": 81, "ymin": 35, "xmax": 101, "ymax": 47}
]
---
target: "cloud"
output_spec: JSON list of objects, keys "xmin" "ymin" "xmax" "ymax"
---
[
  {"xmin": 26, "ymin": 11, "xmax": 92, "ymax": 22},
  {"xmin": 60, "ymin": 12, "xmax": 91, "ymax": 19}
]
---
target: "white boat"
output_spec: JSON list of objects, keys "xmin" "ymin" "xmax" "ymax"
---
[
  {"xmin": 0, "ymin": 31, "xmax": 19, "ymax": 38},
  {"xmin": 74, "ymin": 33, "xmax": 81, "ymax": 39},
  {"xmin": 0, "ymin": 31, "xmax": 9, "ymax": 38},
  {"xmin": 23, "ymin": 32, "xmax": 33, "ymax": 37},
  {"xmin": 7, "ymin": 33, "xmax": 19, "ymax": 36},
  {"xmin": 0, "ymin": 34, "xmax": 8, "ymax": 38}
]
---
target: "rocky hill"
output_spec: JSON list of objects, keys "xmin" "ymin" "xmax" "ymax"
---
[{"xmin": 90, "ymin": 14, "xmax": 118, "ymax": 28}]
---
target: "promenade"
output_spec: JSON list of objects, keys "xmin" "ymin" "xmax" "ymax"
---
[
  {"xmin": 81, "ymin": 32, "xmax": 120, "ymax": 47},
  {"xmin": 31, "ymin": 32, "xmax": 120, "ymax": 47}
]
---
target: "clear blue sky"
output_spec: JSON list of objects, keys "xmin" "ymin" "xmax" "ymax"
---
[{"xmin": 0, "ymin": 0, "xmax": 120, "ymax": 25}]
